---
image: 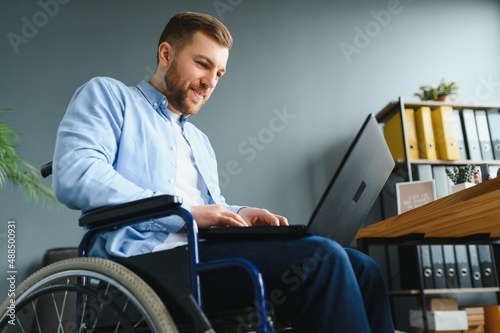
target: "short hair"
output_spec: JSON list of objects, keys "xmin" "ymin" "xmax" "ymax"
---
[{"xmin": 157, "ymin": 12, "xmax": 233, "ymax": 62}]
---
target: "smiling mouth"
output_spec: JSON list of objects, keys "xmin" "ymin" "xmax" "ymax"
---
[{"xmin": 192, "ymin": 88, "xmax": 205, "ymax": 100}]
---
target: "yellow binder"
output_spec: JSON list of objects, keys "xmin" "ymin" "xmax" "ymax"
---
[
  {"xmin": 415, "ymin": 106, "xmax": 438, "ymax": 160},
  {"xmin": 383, "ymin": 108, "xmax": 419, "ymax": 161},
  {"xmin": 431, "ymin": 106, "xmax": 460, "ymax": 160}
]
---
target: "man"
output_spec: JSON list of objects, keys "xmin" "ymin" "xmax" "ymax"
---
[{"xmin": 53, "ymin": 12, "xmax": 395, "ymax": 332}]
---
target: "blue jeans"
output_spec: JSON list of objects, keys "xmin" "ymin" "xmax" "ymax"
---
[{"xmin": 199, "ymin": 235, "xmax": 394, "ymax": 333}]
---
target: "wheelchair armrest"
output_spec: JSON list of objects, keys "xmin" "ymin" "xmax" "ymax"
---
[{"xmin": 78, "ymin": 195, "xmax": 183, "ymax": 228}]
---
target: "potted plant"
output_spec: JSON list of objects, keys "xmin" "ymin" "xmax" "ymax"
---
[
  {"xmin": 1, "ymin": 109, "xmax": 57, "ymax": 206},
  {"xmin": 445, "ymin": 164, "xmax": 478, "ymax": 193},
  {"xmin": 414, "ymin": 79, "xmax": 459, "ymax": 102}
]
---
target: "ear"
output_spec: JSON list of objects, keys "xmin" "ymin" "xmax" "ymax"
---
[{"xmin": 158, "ymin": 42, "xmax": 173, "ymax": 67}]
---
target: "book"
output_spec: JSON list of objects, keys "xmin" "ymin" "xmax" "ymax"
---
[
  {"xmin": 428, "ymin": 297, "xmax": 458, "ymax": 311},
  {"xmin": 409, "ymin": 310, "xmax": 468, "ymax": 330}
]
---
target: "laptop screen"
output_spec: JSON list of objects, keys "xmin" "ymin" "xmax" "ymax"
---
[{"xmin": 306, "ymin": 114, "xmax": 394, "ymax": 246}]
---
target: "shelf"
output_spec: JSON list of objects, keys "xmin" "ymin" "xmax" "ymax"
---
[
  {"xmin": 390, "ymin": 287, "xmax": 500, "ymax": 296},
  {"xmin": 404, "ymin": 159, "xmax": 500, "ymax": 166},
  {"xmin": 377, "ymin": 100, "xmax": 500, "ymax": 122},
  {"xmin": 373, "ymin": 97, "xmax": 500, "ymax": 333},
  {"xmin": 377, "ymin": 97, "xmax": 500, "ymax": 183}
]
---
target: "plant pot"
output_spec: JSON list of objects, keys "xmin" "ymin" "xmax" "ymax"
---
[
  {"xmin": 450, "ymin": 182, "xmax": 475, "ymax": 194},
  {"xmin": 437, "ymin": 94, "xmax": 449, "ymax": 102}
]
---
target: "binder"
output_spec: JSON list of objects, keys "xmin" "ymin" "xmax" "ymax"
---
[
  {"xmin": 452, "ymin": 109, "xmax": 468, "ymax": 160},
  {"xmin": 387, "ymin": 245, "xmax": 401, "ymax": 290},
  {"xmin": 421, "ymin": 245, "xmax": 435, "ymax": 289},
  {"xmin": 467, "ymin": 244, "xmax": 483, "ymax": 288},
  {"xmin": 398, "ymin": 245, "xmax": 434, "ymax": 289},
  {"xmin": 454, "ymin": 244, "xmax": 472, "ymax": 288},
  {"xmin": 383, "ymin": 108, "xmax": 419, "ymax": 161},
  {"xmin": 431, "ymin": 106, "xmax": 460, "ymax": 160},
  {"xmin": 479, "ymin": 163, "xmax": 491, "ymax": 182},
  {"xmin": 461, "ymin": 109, "xmax": 482, "ymax": 160},
  {"xmin": 477, "ymin": 244, "xmax": 497, "ymax": 287},
  {"xmin": 415, "ymin": 106, "xmax": 438, "ymax": 160},
  {"xmin": 442, "ymin": 244, "xmax": 459, "ymax": 288},
  {"xmin": 486, "ymin": 109, "xmax": 500, "ymax": 160},
  {"xmin": 475, "ymin": 110, "xmax": 494, "ymax": 160},
  {"xmin": 430, "ymin": 245, "xmax": 446, "ymax": 288},
  {"xmin": 432, "ymin": 165, "xmax": 452, "ymax": 198},
  {"xmin": 413, "ymin": 164, "xmax": 433, "ymax": 181}
]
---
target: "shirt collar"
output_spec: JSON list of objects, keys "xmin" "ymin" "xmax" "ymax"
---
[{"xmin": 135, "ymin": 80, "xmax": 189, "ymax": 125}]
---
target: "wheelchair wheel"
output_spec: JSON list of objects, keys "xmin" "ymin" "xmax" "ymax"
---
[{"xmin": 0, "ymin": 257, "xmax": 178, "ymax": 333}]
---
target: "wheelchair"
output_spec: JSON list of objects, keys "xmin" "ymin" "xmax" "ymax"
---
[{"xmin": 0, "ymin": 162, "xmax": 290, "ymax": 333}]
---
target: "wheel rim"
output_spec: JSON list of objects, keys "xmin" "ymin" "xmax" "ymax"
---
[{"xmin": 0, "ymin": 258, "xmax": 178, "ymax": 333}]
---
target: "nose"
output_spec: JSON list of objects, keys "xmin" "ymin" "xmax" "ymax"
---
[{"xmin": 201, "ymin": 70, "xmax": 218, "ymax": 89}]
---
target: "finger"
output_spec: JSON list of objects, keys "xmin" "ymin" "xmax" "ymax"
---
[
  {"xmin": 255, "ymin": 213, "xmax": 281, "ymax": 226},
  {"xmin": 275, "ymin": 215, "xmax": 289, "ymax": 226},
  {"xmin": 220, "ymin": 212, "xmax": 249, "ymax": 227}
]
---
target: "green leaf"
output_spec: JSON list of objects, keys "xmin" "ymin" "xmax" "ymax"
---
[{"xmin": 0, "ymin": 109, "xmax": 59, "ymax": 208}]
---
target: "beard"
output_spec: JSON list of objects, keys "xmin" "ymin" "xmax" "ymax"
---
[{"xmin": 163, "ymin": 60, "xmax": 206, "ymax": 116}]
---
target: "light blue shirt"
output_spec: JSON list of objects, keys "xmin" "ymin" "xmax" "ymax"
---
[{"xmin": 53, "ymin": 77, "xmax": 242, "ymax": 258}]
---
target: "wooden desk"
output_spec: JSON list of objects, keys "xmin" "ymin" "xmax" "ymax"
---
[{"xmin": 356, "ymin": 176, "xmax": 500, "ymax": 240}]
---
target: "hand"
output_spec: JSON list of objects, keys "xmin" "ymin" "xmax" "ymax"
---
[
  {"xmin": 238, "ymin": 207, "xmax": 288, "ymax": 227},
  {"xmin": 191, "ymin": 204, "xmax": 249, "ymax": 228}
]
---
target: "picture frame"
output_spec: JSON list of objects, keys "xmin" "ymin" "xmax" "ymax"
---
[{"xmin": 396, "ymin": 179, "xmax": 437, "ymax": 214}]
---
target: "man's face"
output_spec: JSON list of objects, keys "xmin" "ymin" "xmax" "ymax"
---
[{"xmin": 162, "ymin": 31, "xmax": 229, "ymax": 116}]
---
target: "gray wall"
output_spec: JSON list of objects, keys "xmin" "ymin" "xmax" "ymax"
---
[{"xmin": 1, "ymin": 0, "xmax": 500, "ymax": 316}]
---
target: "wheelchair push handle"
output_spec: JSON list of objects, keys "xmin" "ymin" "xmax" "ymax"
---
[{"xmin": 41, "ymin": 161, "xmax": 53, "ymax": 178}]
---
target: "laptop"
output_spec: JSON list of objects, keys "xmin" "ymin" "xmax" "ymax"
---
[{"xmin": 198, "ymin": 114, "xmax": 395, "ymax": 247}]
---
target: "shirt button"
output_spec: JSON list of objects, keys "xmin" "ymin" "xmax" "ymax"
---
[
  {"xmin": 153, "ymin": 103, "xmax": 158, "ymax": 108},
  {"xmin": 162, "ymin": 228, "xmax": 167, "ymax": 232},
  {"xmin": 171, "ymin": 146, "xmax": 176, "ymax": 152},
  {"xmin": 161, "ymin": 100, "xmax": 166, "ymax": 105},
  {"xmin": 169, "ymin": 178, "xmax": 174, "ymax": 184}
]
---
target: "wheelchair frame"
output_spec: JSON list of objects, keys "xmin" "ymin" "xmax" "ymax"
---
[{"xmin": 0, "ymin": 162, "xmax": 278, "ymax": 333}]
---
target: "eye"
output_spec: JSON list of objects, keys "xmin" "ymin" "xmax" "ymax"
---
[{"xmin": 196, "ymin": 61, "xmax": 208, "ymax": 69}]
